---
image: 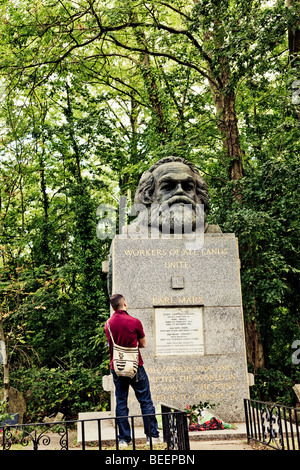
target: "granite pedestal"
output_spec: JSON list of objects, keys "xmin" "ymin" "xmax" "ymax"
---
[{"xmin": 107, "ymin": 233, "xmax": 250, "ymax": 423}]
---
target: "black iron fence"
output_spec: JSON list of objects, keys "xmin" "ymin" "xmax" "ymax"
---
[
  {"xmin": 244, "ymin": 398, "xmax": 300, "ymax": 450},
  {"xmin": 0, "ymin": 406, "xmax": 189, "ymax": 451},
  {"xmin": 161, "ymin": 405, "xmax": 189, "ymax": 450}
]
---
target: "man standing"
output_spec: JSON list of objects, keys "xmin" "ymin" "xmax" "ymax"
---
[{"xmin": 105, "ymin": 293, "xmax": 161, "ymax": 447}]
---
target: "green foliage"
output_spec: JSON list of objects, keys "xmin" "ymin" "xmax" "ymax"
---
[
  {"xmin": 184, "ymin": 401, "xmax": 219, "ymax": 423},
  {"xmin": 250, "ymin": 368, "xmax": 297, "ymax": 406},
  {"xmin": 0, "ymin": 400, "xmax": 11, "ymax": 423},
  {"xmin": 10, "ymin": 365, "xmax": 110, "ymax": 422}
]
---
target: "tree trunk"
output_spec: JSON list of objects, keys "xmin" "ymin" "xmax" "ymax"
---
[
  {"xmin": 210, "ymin": 67, "xmax": 262, "ymax": 367},
  {"xmin": 65, "ymin": 82, "xmax": 82, "ymax": 185},
  {"xmin": 130, "ymin": 97, "xmax": 139, "ymax": 161},
  {"xmin": 287, "ymin": 0, "xmax": 300, "ymax": 119},
  {"xmin": 209, "ymin": 81, "xmax": 243, "ymax": 182},
  {"xmin": 39, "ymin": 155, "xmax": 51, "ymax": 264},
  {"xmin": 240, "ymin": 241, "xmax": 265, "ymax": 372},
  {"xmin": 288, "ymin": 27, "xmax": 300, "ymax": 65},
  {"xmin": 287, "ymin": 0, "xmax": 300, "ymax": 67},
  {"xmin": 223, "ymin": 93, "xmax": 244, "ymax": 181},
  {"xmin": 0, "ymin": 319, "xmax": 9, "ymax": 405},
  {"xmin": 244, "ymin": 321, "xmax": 265, "ymax": 373},
  {"xmin": 134, "ymin": 26, "xmax": 169, "ymax": 140},
  {"xmin": 140, "ymin": 55, "xmax": 169, "ymax": 138}
]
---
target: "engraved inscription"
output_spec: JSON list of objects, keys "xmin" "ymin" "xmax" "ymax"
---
[
  {"xmin": 123, "ymin": 247, "xmax": 228, "ymax": 257},
  {"xmin": 153, "ymin": 295, "xmax": 204, "ymax": 305},
  {"xmin": 144, "ymin": 364, "xmax": 238, "ymax": 405},
  {"xmin": 155, "ymin": 307, "xmax": 204, "ymax": 356}
]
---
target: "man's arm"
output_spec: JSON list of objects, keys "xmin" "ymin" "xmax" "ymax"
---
[{"xmin": 138, "ymin": 337, "xmax": 146, "ymax": 348}]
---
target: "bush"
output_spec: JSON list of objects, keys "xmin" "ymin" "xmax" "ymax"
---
[
  {"xmin": 250, "ymin": 368, "xmax": 297, "ymax": 406},
  {"xmin": 10, "ymin": 364, "xmax": 111, "ymax": 423}
]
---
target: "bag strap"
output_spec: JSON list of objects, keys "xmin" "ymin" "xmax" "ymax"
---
[
  {"xmin": 106, "ymin": 319, "xmax": 115, "ymax": 345},
  {"xmin": 106, "ymin": 319, "xmax": 139, "ymax": 351}
]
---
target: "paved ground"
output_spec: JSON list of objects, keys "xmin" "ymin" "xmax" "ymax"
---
[
  {"xmin": 190, "ymin": 438, "xmax": 252, "ymax": 450},
  {"xmin": 188, "ymin": 422, "xmax": 252, "ymax": 450},
  {"xmin": 72, "ymin": 424, "xmax": 253, "ymax": 450}
]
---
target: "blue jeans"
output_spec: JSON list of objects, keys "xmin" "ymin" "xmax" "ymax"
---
[{"xmin": 111, "ymin": 365, "xmax": 159, "ymax": 443}]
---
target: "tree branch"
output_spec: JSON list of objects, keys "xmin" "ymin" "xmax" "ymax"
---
[
  {"xmin": 157, "ymin": 2, "xmax": 192, "ymax": 20},
  {"xmin": 155, "ymin": 22, "xmax": 212, "ymax": 64},
  {"xmin": 107, "ymin": 34, "xmax": 218, "ymax": 88}
]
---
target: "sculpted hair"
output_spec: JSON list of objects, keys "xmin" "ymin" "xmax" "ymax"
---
[
  {"xmin": 110, "ymin": 294, "xmax": 125, "ymax": 311},
  {"xmin": 134, "ymin": 156, "xmax": 210, "ymax": 213}
]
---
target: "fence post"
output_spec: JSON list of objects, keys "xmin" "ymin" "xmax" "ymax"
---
[
  {"xmin": 161, "ymin": 404, "xmax": 190, "ymax": 451},
  {"xmin": 244, "ymin": 399, "xmax": 250, "ymax": 444}
]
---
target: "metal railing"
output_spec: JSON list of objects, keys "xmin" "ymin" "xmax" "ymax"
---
[
  {"xmin": 161, "ymin": 405, "xmax": 190, "ymax": 450},
  {"xmin": 0, "ymin": 406, "xmax": 189, "ymax": 451},
  {"xmin": 244, "ymin": 398, "xmax": 300, "ymax": 450}
]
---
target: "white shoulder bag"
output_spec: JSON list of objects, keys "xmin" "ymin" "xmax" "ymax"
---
[{"xmin": 106, "ymin": 320, "xmax": 139, "ymax": 379}]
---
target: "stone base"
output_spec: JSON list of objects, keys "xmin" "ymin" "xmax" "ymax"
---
[
  {"xmin": 77, "ymin": 411, "xmax": 114, "ymax": 443},
  {"xmin": 110, "ymin": 234, "xmax": 250, "ymax": 423}
]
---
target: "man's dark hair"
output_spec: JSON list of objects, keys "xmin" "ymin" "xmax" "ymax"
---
[{"xmin": 110, "ymin": 294, "xmax": 125, "ymax": 311}]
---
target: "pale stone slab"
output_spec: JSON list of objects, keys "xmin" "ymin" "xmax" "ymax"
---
[
  {"xmin": 293, "ymin": 384, "xmax": 300, "ymax": 402},
  {"xmin": 77, "ymin": 411, "xmax": 113, "ymax": 443},
  {"xmin": 102, "ymin": 260, "xmax": 109, "ymax": 273},
  {"xmin": 102, "ymin": 374, "xmax": 114, "ymax": 392}
]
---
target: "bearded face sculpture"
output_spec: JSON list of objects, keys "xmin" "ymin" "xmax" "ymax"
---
[{"xmin": 124, "ymin": 156, "xmax": 220, "ymax": 237}]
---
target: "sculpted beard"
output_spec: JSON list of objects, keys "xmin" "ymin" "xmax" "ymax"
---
[{"xmin": 146, "ymin": 197, "xmax": 204, "ymax": 234}]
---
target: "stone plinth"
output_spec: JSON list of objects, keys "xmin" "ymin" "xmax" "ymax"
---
[
  {"xmin": 109, "ymin": 234, "xmax": 249, "ymax": 422},
  {"xmin": 77, "ymin": 411, "xmax": 113, "ymax": 443},
  {"xmin": 293, "ymin": 384, "xmax": 300, "ymax": 402}
]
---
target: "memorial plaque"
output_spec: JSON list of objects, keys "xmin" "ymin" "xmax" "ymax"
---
[{"xmin": 155, "ymin": 307, "xmax": 204, "ymax": 356}]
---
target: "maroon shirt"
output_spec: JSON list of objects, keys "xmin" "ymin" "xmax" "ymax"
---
[{"xmin": 105, "ymin": 310, "xmax": 145, "ymax": 370}]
